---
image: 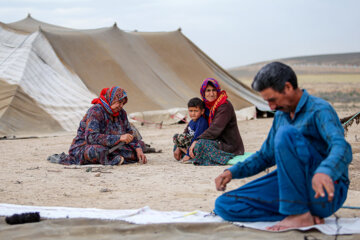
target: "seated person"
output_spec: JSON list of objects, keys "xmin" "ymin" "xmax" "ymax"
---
[
  {"xmin": 173, "ymin": 97, "xmax": 208, "ymax": 163},
  {"xmin": 188, "ymin": 78, "xmax": 245, "ymax": 165},
  {"xmin": 59, "ymin": 86, "xmax": 147, "ymax": 165},
  {"xmin": 214, "ymin": 62, "xmax": 352, "ymax": 231}
]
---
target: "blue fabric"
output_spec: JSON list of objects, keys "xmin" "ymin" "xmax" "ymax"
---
[
  {"xmin": 228, "ymin": 90, "xmax": 352, "ymax": 183},
  {"xmin": 215, "ymin": 171, "xmax": 286, "ymax": 222},
  {"xmin": 215, "ymin": 90, "xmax": 352, "ymax": 222},
  {"xmin": 186, "ymin": 116, "xmax": 208, "ymax": 156},
  {"xmin": 214, "ymin": 125, "xmax": 348, "ymax": 221}
]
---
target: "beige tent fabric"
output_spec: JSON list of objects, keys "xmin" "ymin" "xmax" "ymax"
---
[
  {"xmin": 6, "ymin": 14, "xmax": 72, "ymax": 33},
  {"xmin": 129, "ymin": 108, "xmax": 189, "ymax": 125},
  {"xmin": 0, "ymin": 23, "xmax": 95, "ymax": 137},
  {"xmin": 6, "ymin": 15, "xmax": 268, "ymax": 110},
  {"xmin": 0, "ymin": 81, "xmax": 64, "ymax": 137},
  {"xmin": 0, "ymin": 15, "xmax": 269, "ymax": 137},
  {"xmin": 42, "ymin": 27, "xmax": 264, "ymax": 111}
]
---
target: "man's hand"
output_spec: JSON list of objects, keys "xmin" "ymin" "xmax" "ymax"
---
[
  {"xmin": 136, "ymin": 148, "xmax": 147, "ymax": 164},
  {"xmin": 215, "ymin": 170, "xmax": 232, "ymax": 191},
  {"xmin": 120, "ymin": 134, "xmax": 134, "ymax": 144},
  {"xmin": 173, "ymin": 147, "xmax": 181, "ymax": 161},
  {"xmin": 312, "ymin": 173, "xmax": 334, "ymax": 201},
  {"xmin": 189, "ymin": 141, "xmax": 197, "ymax": 158}
]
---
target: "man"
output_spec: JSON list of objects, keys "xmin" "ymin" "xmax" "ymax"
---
[{"xmin": 214, "ymin": 62, "xmax": 352, "ymax": 231}]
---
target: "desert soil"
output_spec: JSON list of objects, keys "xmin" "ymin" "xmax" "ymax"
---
[{"xmin": 0, "ymin": 79, "xmax": 359, "ymax": 219}]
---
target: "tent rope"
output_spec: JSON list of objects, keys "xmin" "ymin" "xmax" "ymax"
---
[
  {"xmin": 342, "ymin": 111, "xmax": 360, "ymax": 127},
  {"xmin": 340, "ymin": 111, "xmax": 360, "ymax": 135},
  {"xmin": 341, "ymin": 205, "xmax": 360, "ymax": 210}
]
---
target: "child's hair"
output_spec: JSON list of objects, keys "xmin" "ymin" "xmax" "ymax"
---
[{"xmin": 187, "ymin": 97, "xmax": 205, "ymax": 110}]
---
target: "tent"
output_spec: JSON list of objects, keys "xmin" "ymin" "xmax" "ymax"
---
[{"xmin": 0, "ymin": 15, "xmax": 268, "ymax": 138}]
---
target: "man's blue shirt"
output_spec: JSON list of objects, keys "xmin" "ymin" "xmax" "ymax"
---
[{"xmin": 228, "ymin": 90, "xmax": 352, "ymax": 183}]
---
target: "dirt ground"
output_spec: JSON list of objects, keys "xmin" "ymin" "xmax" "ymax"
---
[{"xmin": 0, "ymin": 79, "xmax": 359, "ymax": 219}]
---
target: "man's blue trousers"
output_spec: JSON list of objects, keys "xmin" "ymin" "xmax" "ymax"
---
[{"xmin": 214, "ymin": 125, "xmax": 348, "ymax": 222}]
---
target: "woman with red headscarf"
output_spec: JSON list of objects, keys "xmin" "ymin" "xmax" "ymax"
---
[
  {"xmin": 188, "ymin": 78, "xmax": 244, "ymax": 165},
  {"xmin": 59, "ymin": 86, "xmax": 147, "ymax": 165}
]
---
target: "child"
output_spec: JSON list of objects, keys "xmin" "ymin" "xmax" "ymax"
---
[{"xmin": 173, "ymin": 97, "xmax": 208, "ymax": 163}]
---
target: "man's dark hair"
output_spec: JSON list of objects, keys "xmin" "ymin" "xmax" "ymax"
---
[
  {"xmin": 188, "ymin": 97, "xmax": 205, "ymax": 110},
  {"xmin": 251, "ymin": 62, "xmax": 298, "ymax": 92}
]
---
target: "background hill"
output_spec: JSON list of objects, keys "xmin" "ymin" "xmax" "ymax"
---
[
  {"xmin": 228, "ymin": 52, "xmax": 360, "ymax": 78},
  {"xmin": 228, "ymin": 52, "xmax": 360, "ymax": 113}
]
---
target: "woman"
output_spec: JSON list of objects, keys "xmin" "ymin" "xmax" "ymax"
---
[
  {"xmin": 60, "ymin": 86, "xmax": 147, "ymax": 165},
  {"xmin": 188, "ymin": 78, "xmax": 244, "ymax": 165}
]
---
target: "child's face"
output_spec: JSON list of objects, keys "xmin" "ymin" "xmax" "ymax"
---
[{"xmin": 188, "ymin": 106, "xmax": 204, "ymax": 121}]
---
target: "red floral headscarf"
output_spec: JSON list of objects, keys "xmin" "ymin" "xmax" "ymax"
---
[
  {"xmin": 91, "ymin": 86, "xmax": 127, "ymax": 117},
  {"xmin": 200, "ymin": 78, "xmax": 228, "ymax": 125}
]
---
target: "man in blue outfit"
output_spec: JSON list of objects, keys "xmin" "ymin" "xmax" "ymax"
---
[{"xmin": 214, "ymin": 62, "xmax": 352, "ymax": 231}]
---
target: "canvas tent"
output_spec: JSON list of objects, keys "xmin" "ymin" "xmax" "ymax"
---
[{"xmin": 0, "ymin": 15, "xmax": 268, "ymax": 138}]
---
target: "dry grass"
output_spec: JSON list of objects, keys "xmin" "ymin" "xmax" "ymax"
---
[
  {"xmin": 233, "ymin": 74, "xmax": 360, "ymax": 109},
  {"xmin": 235, "ymin": 74, "xmax": 360, "ymax": 87},
  {"xmin": 298, "ymin": 74, "xmax": 360, "ymax": 83}
]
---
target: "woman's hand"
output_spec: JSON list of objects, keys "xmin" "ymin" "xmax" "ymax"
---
[
  {"xmin": 189, "ymin": 141, "xmax": 198, "ymax": 158},
  {"xmin": 136, "ymin": 148, "xmax": 147, "ymax": 164},
  {"xmin": 120, "ymin": 134, "xmax": 134, "ymax": 144}
]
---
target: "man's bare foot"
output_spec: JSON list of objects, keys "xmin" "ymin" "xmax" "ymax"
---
[
  {"xmin": 266, "ymin": 212, "xmax": 322, "ymax": 231},
  {"xmin": 313, "ymin": 216, "xmax": 324, "ymax": 225}
]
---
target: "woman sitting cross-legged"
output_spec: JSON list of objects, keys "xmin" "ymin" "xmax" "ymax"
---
[
  {"xmin": 188, "ymin": 78, "xmax": 244, "ymax": 165},
  {"xmin": 59, "ymin": 86, "xmax": 147, "ymax": 165}
]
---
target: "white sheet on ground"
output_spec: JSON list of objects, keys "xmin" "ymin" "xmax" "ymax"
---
[{"xmin": 0, "ymin": 203, "xmax": 359, "ymax": 235}]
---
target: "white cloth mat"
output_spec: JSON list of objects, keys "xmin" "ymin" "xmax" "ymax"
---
[{"xmin": 1, "ymin": 203, "xmax": 359, "ymax": 235}]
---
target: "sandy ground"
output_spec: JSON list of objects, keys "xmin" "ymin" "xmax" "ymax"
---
[{"xmin": 0, "ymin": 110, "xmax": 359, "ymax": 220}]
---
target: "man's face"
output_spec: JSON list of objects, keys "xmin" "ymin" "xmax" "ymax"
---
[
  {"xmin": 259, "ymin": 82, "xmax": 294, "ymax": 112},
  {"xmin": 188, "ymin": 106, "xmax": 204, "ymax": 121}
]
